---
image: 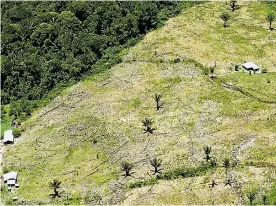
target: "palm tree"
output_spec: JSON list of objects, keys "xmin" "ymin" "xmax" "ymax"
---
[
  {"xmin": 150, "ymin": 158, "xmax": 162, "ymax": 174},
  {"xmin": 209, "ymin": 67, "xmax": 215, "ymax": 79},
  {"xmin": 210, "ymin": 158, "xmax": 217, "ymax": 167},
  {"xmin": 121, "ymin": 161, "xmax": 133, "ymax": 177},
  {"xmin": 203, "ymin": 145, "xmax": 212, "ymax": 162},
  {"xmin": 247, "ymin": 191, "xmax": 256, "ymax": 206},
  {"xmin": 225, "ymin": 178, "xmax": 234, "ymax": 186},
  {"xmin": 231, "ymin": 0, "xmax": 237, "ymax": 12},
  {"xmin": 142, "ymin": 118, "xmax": 156, "ymax": 134},
  {"xmin": 220, "ymin": 12, "xmax": 230, "ymax": 28},
  {"xmin": 266, "ymin": 12, "xmax": 275, "ymax": 31},
  {"xmin": 262, "ymin": 194, "xmax": 268, "ymax": 205},
  {"xmin": 154, "ymin": 94, "xmax": 164, "ymax": 110},
  {"xmin": 49, "ymin": 179, "xmax": 62, "ymax": 198},
  {"xmin": 222, "ymin": 158, "xmax": 230, "ymax": 169},
  {"xmin": 209, "ymin": 179, "xmax": 218, "ymax": 187}
]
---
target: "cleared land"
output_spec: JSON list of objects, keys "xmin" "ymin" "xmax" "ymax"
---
[{"xmin": 2, "ymin": 1, "xmax": 276, "ymax": 205}]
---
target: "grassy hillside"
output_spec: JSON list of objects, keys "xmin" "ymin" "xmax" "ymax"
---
[{"xmin": 2, "ymin": 1, "xmax": 276, "ymax": 205}]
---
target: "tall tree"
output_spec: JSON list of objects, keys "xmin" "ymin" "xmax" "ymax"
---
[
  {"xmin": 121, "ymin": 161, "xmax": 133, "ymax": 177},
  {"xmin": 203, "ymin": 145, "xmax": 212, "ymax": 162},
  {"xmin": 150, "ymin": 158, "xmax": 162, "ymax": 174},
  {"xmin": 142, "ymin": 118, "xmax": 156, "ymax": 134},
  {"xmin": 154, "ymin": 94, "xmax": 164, "ymax": 110},
  {"xmin": 49, "ymin": 179, "xmax": 62, "ymax": 198},
  {"xmin": 266, "ymin": 12, "xmax": 275, "ymax": 31}
]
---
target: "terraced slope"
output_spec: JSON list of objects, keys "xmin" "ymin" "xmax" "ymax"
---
[{"xmin": 2, "ymin": 1, "xmax": 276, "ymax": 205}]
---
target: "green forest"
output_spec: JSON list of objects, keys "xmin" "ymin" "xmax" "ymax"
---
[{"xmin": 1, "ymin": 1, "xmax": 198, "ymax": 122}]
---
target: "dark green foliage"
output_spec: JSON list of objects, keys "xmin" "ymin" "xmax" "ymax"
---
[
  {"xmin": 222, "ymin": 158, "xmax": 231, "ymax": 169},
  {"xmin": 156, "ymin": 164, "xmax": 211, "ymax": 180},
  {"xmin": 262, "ymin": 194, "xmax": 268, "ymax": 205},
  {"xmin": 174, "ymin": 58, "xmax": 181, "ymax": 63},
  {"xmin": 150, "ymin": 158, "xmax": 162, "ymax": 174},
  {"xmin": 1, "ymin": 2, "xmax": 199, "ymax": 121},
  {"xmin": 210, "ymin": 158, "xmax": 217, "ymax": 167},
  {"xmin": 203, "ymin": 145, "xmax": 212, "ymax": 162},
  {"xmin": 129, "ymin": 177, "xmax": 158, "ymax": 189},
  {"xmin": 129, "ymin": 164, "xmax": 211, "ymax": 189},
  {"xmin": 247, "ymin": 191, "xmax": 256, "ymax": 205},
  {"xmin": 142, "ymin": 118, "xmax": 156, "ymax": 134},
  {"xmin": 49, "ymin": 179, "xmax": 62, "ymax": 198},
  {"xmin": 202, "ymin": 67, "xmax": 210, "ymax": 75},
  {"xmin": 12, "ymin": 128, "xmax": 21, "ymax": 138},
  {"xmin": 121, "ymin": 161, "xmax": 133, "ymax": 177},
  {"xmin": 220, "ymin": 12, "xmax": 230, "ymax": 28}
]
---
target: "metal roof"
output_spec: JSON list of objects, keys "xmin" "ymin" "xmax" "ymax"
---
[
  {"xmin": 4, "ymin": 129, "xmax": 14, "ymax": 143},
  {"xmin": 3, "ymin": 171, "xmax": 17, "ymax": 181},
  {"xmin": 242, "ymin": 62, "xmax": 259, "ymax": 70}
]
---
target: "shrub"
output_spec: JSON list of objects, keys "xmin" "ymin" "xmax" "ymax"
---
[
  {"xmin": 235, "ymin": 65, "xmax": 239, "ymax": 71},
  {"xmin": 156, "ymin": 164, "xmax": 211, "ymax": 180},
  {"xmin": 220, "ymin": 12, "xmax": 230, "ymax": 28},
  {"xmin": 202, "ymin": 67, "xmax": 209, "ymax": 75},
  {"xmin": 13, "ymin": 128, "xmax": 21, "ymax": 138},
  {"xmin": 2, "ymin": 166, "xmax": 14, "ymax": 173},
  {"xmin": 174, "ymin": 58, "xmax": 181, "ymax": 63},
  {"xmin": 129, "ymin": 177, "xmax": 158, "ymax": 189},
  {"xmin": 262, "ymin": 68, "xmax": 267, "ymax": 73}
]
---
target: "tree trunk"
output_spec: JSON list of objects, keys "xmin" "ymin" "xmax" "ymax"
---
[{"xmin": 269, "ymin": 21, "xmax": 273, "ymax": 31}]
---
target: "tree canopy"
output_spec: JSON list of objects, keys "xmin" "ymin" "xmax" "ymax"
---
[{"xmin": 1, "ymin": 1, "xmax": 198, "ymax": 120}]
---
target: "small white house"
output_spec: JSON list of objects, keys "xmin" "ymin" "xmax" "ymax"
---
[
  {"xmin": 7, "ymin": 179, "xmax": 16, "ymax": 186},
  {"xmin": 3, "ymin": 171, "xmax": 17, "ymax": 183},
  {"xmin": 4, "ymin": 129, "xmax": 14, "ymax": 144},
  {"xmin": 242, "ymin": 62, "xmax": 260, "ymax": 72}
]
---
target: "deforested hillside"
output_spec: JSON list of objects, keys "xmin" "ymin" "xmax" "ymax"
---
[{"xmin": 1, "ymin": 1, "xmax": 276, "ymax": 205}]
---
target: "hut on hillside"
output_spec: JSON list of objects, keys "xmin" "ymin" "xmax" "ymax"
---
[
  {"xmin": 242, "ymin": 62, "xmax": 260, "ymax": 73},
  {"xmin": 4, "ymin": 129, "xmax": 14, "ymax": 144},
  {"xmin": 3, "ymin": 171, "xmax": 18, "ymax": 186}
]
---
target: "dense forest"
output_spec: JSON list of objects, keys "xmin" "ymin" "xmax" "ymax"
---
[{"xmin": 1, "ymin": 1, "xmax": 198, "ymax": 121}]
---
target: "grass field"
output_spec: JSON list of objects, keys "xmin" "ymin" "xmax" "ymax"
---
[{"xmin": 1, "ymin": 1, "xmax": 276, "ymax": 205}]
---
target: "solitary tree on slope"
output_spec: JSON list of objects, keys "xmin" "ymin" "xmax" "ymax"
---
[
  {"xmin": 121, "ymin": 161, "xmax": 134, "ymax": 177},
  {"xmin": 220, "ymin": 12, "xmax": 230, "ymax": 28},
  {"xmin": 49, "ymin": 179, "xmax": 62, "ymax": 198},
  {"xmin": 154, "ymin": 94, "xmax": 164, "ymax": 110},
  {"xmin": 142, "ymin": 118, "xmax": 156, "ymax": 134},
  {"xmin": 150, "ymin": 157, "xmax": 162, "ymax": 174},
  {"xmin": 266, "ymin": 12, "xmax": 275, "ymax": 31}
]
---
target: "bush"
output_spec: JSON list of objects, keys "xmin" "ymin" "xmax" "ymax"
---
[
  {"xmin": 13, "ymin": 128, "xmax": 21, "ymax": 138},
  {"xmin": 235, "ymin": 65, "xmax": 239, "ymax": 71},
  {"xmin": 174, "ymin": 58, "xmax": 181, "ymax": 63},
  {"xmin": 156, "ymin": 164, "xmax": 211, "ymax": 180},
  {"xmin": 129, "ymin": 177, "xmax": 158, "ymax": 189},
  {"xmin": 202, "ymin": 67, "xmax": 209, "ymax": 75},
  {"xmin": 262, "ymin": 68, "xmax": 268, "ymax": 73},
  {"xmin": 2, "ymin": 165, "xmax": 14, "ymax": 173}
]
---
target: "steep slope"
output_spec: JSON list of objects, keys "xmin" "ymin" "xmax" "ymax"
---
[{"xmin": 2, "ymin": 1, "xmax": 276, "ymax": 205}]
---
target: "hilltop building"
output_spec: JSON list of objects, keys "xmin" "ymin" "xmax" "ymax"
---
[
  {"xmin": 242, "ymin": 62, "xmax": 260, "ymax": 73},
  {"xmin": 4, "ymin": 129, "xmax": 14, "ymax": 144}
]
